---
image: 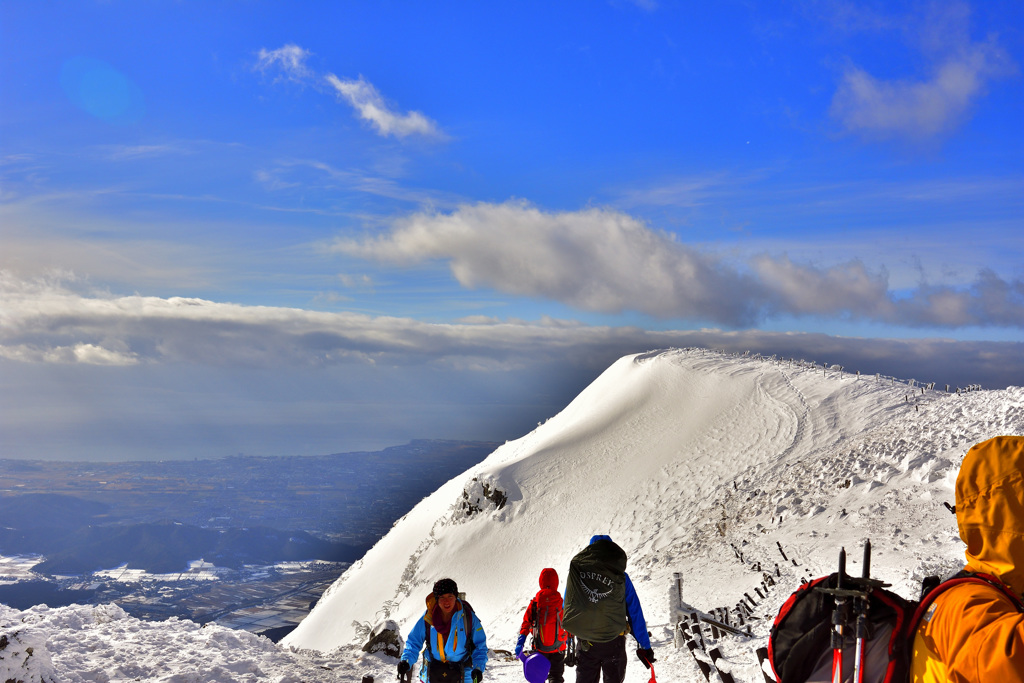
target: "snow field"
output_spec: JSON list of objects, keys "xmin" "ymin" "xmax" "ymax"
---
[{"xmin": 3, "ymin": 348, "xmax": 1021, "ymax": 683}]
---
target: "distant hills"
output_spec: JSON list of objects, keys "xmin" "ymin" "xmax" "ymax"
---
[
  {"xmin": 30, "ymin": 520, "xmax": 363, "ymax": 575},
  {"xmin": 0, "ymin": 439, "xmax": 498, "ymax": 575},
  {"xmin": 0, "ymin": 492, "xmax": 114, "ymax": 529},
  {"xmin": 0, "ymin": 494, "xmax": 365, "ymax": 575}
]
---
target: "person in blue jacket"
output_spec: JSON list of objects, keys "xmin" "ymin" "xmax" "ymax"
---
[
  {"xmin": 562, "ymin": 536, "xmax": 654, "ymax": 683},
  {"xmin": 398, "ymin": 578, "xmax": 488, "ymax": 683}
]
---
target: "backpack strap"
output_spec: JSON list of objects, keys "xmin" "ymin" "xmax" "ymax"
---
[
  {"xmin": 462, "ymin": 599, "xmax": 475, "ymax": 659},
  {"xmin": 909, "ymin": 571, "xmax": 1024, "ymax": 638}
]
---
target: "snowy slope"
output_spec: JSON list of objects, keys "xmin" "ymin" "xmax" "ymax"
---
[
  {"xmin": 283, "ymin": 348, "xmax": 1023, "ymax": 680},
  {"xmin": 3, "ymin": 348, "xmax": 1022, "ymax": 683}
]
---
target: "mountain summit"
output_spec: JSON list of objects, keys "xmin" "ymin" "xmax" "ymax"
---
[{"xmin": 285, "ymin": 348, "xmax": 1022, "ymax": 680}]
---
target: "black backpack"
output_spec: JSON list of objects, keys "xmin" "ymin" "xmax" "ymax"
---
[
  {"xmin": 562, "ymin": 538, "xmax": 628, "ymax": 645},
  {"xmin": 767, "ymin": 542, "xmax": 1024, "ymax": 683}
]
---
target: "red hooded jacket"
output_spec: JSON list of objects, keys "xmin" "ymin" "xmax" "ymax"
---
[{"xmin": 518, "ymin": 568, "xmax": 568, "ymax": 653}]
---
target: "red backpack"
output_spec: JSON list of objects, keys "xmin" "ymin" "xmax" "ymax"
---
[{"xmin": 531, "ymin": 588, "xmax": 567, "ymax": 653}]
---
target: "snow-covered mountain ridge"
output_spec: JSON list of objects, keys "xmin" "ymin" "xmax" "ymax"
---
[
  {"xmin": 284, "ymin": 348, "xmax": 1022, "ymax": 680},
  {"xmin": 3, "ymin": 348, "xmax": 1021, "ymax": 682}
]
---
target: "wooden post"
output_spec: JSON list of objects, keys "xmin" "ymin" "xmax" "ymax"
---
[{"xmin": 709, "ymin": 648, "xmax": 735, "ymax": 683}]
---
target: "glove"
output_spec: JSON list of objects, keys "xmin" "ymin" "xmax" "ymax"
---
[
  {"xmin": 397, "ymin": 660, "xmax": 411, "ymax": 676},
  {"xmin": 471, "ymin": 669, "xmax": 483, "ymax": 683},
  {"xmin": 514, "ymin": 633, "xmax": 527, "ymax": 658},
  {"xmin": 636, "ymin": 648, "xmax": 656, "ymax": 668}
]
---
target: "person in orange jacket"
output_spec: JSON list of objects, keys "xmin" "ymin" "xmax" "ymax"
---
[
  {"xmin": 514, "ymin": 568, "xmax": 568, "ymax": 683},
  {"xmin": 911, "ymin": 435, "xmax": 1024, "ymax": 682}
]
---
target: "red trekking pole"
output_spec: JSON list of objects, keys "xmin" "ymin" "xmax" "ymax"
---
[{"xmin": 830, "ymin": 548, "xmax": 848, "ymax": 683}]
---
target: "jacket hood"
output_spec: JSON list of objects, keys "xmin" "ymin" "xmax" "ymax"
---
[
  {"xmin": 956, "ymin": 435, "xmax": 1024, "ymax": 596},
  {"xmin": 539, "ymin": 567, "xmax": 559, "ymax": 590}
]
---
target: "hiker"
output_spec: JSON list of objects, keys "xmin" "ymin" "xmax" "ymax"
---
[
  {"xmin": 514, "ymin": 568, "xmax": 568, "ymax": 683},
  {"xmin": 562, "ymin": 535, "xmax": 655, "ymax": 683},
  {"xmin": 398, "ymin": 578, "xmax": 488, "ymax": 683},
  {"xmin": 910, "ymin": 435, "xmax": 1024, "ymax": 681}
]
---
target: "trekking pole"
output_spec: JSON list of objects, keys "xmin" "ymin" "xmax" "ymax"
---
[
  {"xmin": 853, "ymin": 541, "xmax": 872, "ymax": 683},
  {"xmin": 830, "ymin": 548, "xmax": 848, "ymax": 683}
]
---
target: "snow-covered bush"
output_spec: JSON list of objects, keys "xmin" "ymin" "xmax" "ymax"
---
[{"xmin": 0, "ymin": 627, "xmax": 58, "ymax": 683}]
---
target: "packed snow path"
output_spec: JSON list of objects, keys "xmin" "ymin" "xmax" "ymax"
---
[{"xmin": 3, "ymin": 348, "xmax": 1021, "ymax": 682}]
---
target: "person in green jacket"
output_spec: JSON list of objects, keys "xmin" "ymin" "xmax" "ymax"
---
[{"xmin": 562, "ymin": 536, "xmax": 655, "ymax": 683}]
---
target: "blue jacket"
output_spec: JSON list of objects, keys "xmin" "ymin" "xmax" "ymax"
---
[
  {"xmin": 402, "ymin": 595, "xmax": 488, "ymax": 683},
  {"xmin": 589, "ymin": 535, "xmax": 651, "ymax": 650}
]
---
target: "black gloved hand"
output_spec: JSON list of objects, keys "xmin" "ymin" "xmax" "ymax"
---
[
  {"xmin": 636, "ymin": 648, "xmax": 656, "ymax": 668},
  {"xmin": 397, "ymin": 660, "xmax": 411, "ymax": 676},
  {"xmin": 471, "ymin": 668, "xmax": 483, "ymax": 683}
]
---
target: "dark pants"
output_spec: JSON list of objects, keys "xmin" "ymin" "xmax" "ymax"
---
[
  {"xmin": 538, "ymin": 650, "xmax": 565, "ymax": 683},
  {"xmin": 575, "ymin": 636, "xmax": 626, "ymax": 683}
]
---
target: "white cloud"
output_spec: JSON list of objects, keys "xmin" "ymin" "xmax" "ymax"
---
[
  {"xmin": 334, "ymin": 200, "xmax": 764, "ymax": 325},
  {"xmin": 333, "ymin": 200, "xmax": 1024, "ymax": 328},
  {"xmin": 1, "ymin": 272, "xmax": 1021, "ymax": 392},
  {"xmin": 829, "ymin": 3, "xmax": 1015, "ymax": 140},
  {"xmin": 255, "ymin": 44, "xmax": 313, "ymax": 82},
  {"xmin": 325, "ymin": 74, "xmax": 444, "ymax": 140},
  {"xmin": 752, "ymin": 254, "xmax": 894, "ymax": 318},
  {"xmin": 0, "ymin": 343, "xmax": 138, "ymax": 366},
  {"xmin": 253, "ymin": 45, "xmax": 444, "ymax": 140}
]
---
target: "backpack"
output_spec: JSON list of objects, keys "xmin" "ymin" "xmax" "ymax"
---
[
  {"xmin": 563, "ymin": 538, "xmax": 629, "ymax": 644},
  {"xmin": 530, "ymin": 588, "xmax": 566, "ymax": 652},
  {"xmin": 767, "ymin": 543, "xmax": 1024, "ymax": 683}
]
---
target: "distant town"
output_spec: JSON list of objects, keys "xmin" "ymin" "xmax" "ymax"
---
[{"xmin": 0, "ymin": 439, "xmax": 497, "ymax": 640}]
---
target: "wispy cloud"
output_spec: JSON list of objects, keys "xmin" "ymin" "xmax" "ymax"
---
[
  {"xmin": 254, "ymin": 43, "xmax": 445, "ymax": 140},
  {"xmin": 829, "ymin": 2, "xmax": 1015, "ymax": 140},
  {"xmin": 325, "ymin": 74, "xmax": 445, "ymax": 140},
  {"xmin": 333, "ymin": 200, "xmax": 1024, "ymax": 328},
  {"xmin": 613, "ymin": 173, "xmax": 730, "ymax": 209},
  {"xmin": 103, "ymin": 143, "xmax": 193, "ymax": 161},
  {"xmin": 255, "ymin": 44, "xmax": 313, "ymax": 82},
  {"xmin": 255, "ymin": 158, "xmax": 465, "ymax": 207}
]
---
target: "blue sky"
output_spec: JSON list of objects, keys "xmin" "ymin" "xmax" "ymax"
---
[{"xmin": 1, "ymin": 1, "xmax": 1022, "ymax": 460}]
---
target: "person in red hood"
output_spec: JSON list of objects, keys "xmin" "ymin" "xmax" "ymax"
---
[{"xmin": 515, "ymin": 568, "xmax": 568, "ymax": 683}]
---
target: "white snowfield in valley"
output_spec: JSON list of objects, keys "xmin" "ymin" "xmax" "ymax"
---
[{"xmin": 2, "ymin": 348, "xmax": 1022, "ymax": 682}]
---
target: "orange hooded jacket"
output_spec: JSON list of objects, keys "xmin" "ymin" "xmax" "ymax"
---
[{"xmin": 910, "ymin": 435, "xmax": 1024, "ymax": 682}]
